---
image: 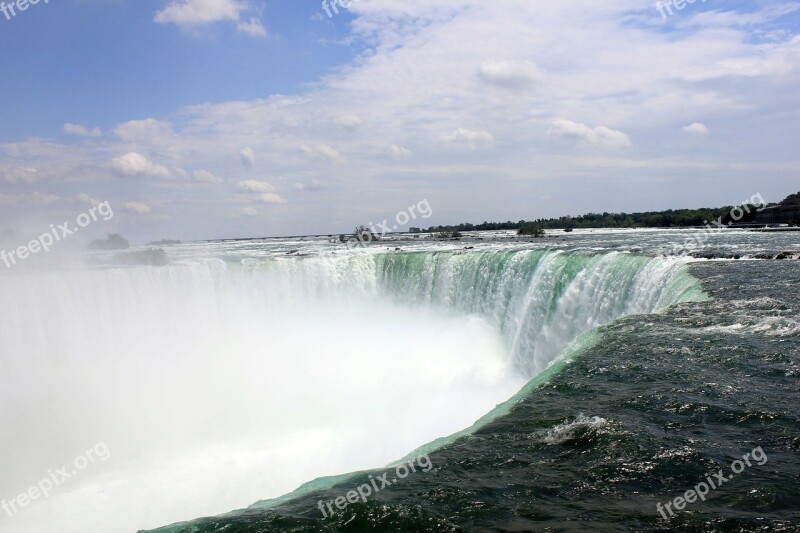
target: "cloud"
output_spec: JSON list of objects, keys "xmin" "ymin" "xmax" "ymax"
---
[
  {"xmin": 478, "ymin": 60, "xmax": 546, "ymax": 89},
  {"xmin": 242, "ymin": 206, "xmax": 258, "ymax": 216},
  {"xmin": 155, "ymin": 0, "xmax": 245, "ymax": 26},
  {"xmin": 547, "ymin": 120, "xmax": 631, "ymax": 148},
  {"xmin": 259, "ymin": 193, "xmax": 286, "ymax": 204},
  {"xmin": 1, "ymin": 166, "xmax": 38, "ymax": 184},
  {"xmin": 114, "ymin": 118, "xmax": 174, "ymax": 142},
  {"xmin": 683, "ymin": 122, "xmax": 710, "ymax": 135},
  {"xmin": 155, "ymin": 0, "xmax": 266, "ymax": 38},
  {"xmin": 334, "ymin": 115, "xmax": 363, "ymax": 130},
  {"xmin": 444, "ymin": 128, "xmax": 494, "ymax": 150},
  {"xmin": 193, "ymin": 169, "xmax": 223, "ymax": 184},
  {"xmin": 300, "ymin": 144, "xmax": 341, "ymax": 162},
  {"xmin": 237, "ymin": 17, "xmax": 267, "ymax": 38},
  {"xmin": 111, "ymin": 152, "xmax": 171, "ymax": 178},
  {"xmin": 388, "ymin": 144, "xmax": 411, "ymax": 157},
  {"xmin": 236, "ymin": 179, "xmax": 275, "ymax": 193},
  {"xmin": 239, "ymin": 146, "xmax": 255, "ymax": 168},
  {"xmin": 293, "ymin": 179, "xmax": 323, "ymax": 192},
  {"xmin": 124, "ymin": 202, "xmax": 153, "ymax": 215},
  {"xmin": 77, "ymin": 193, "xmax": 105, "ymax": 207},
  {"xmin": 63, "ymin": 123, "xmax": 101, "ymax": 138},
  {"xmin": 0, "ymin": 192, "xmax": 60, "ymax": 206}
]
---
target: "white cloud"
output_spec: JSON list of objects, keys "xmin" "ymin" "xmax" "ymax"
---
[
  {"xmin": 293, "ymin": 179, "xmax": 324, "ymax": 192},
  {"xmin": 388, "ymin": 144, "xmax": 411, "ymax": 157},
  {"xmin": 478, "ymin": 60, "xmax": 546, "ymax": 89},
  {"xmin": 237, "ymin": 17, "xmax": 267, "ymax": 38},
  {"xmin": 111, "ymin": 152, "xmax": 171, "ymax": 178},
  {"xmin": 683, "ymin": 122, "xmax": 710, "ymax": 135},
  {"xmin": 444, "ymin": 128, "xmax": 494, "ymax": 150},
  {"xmin": 236, "ymin": 179, "xmax": 275, "ymax": 193},
  {"xmin": 63, "ymin": 123, "xmax": 101, "ymax": 138},
  {"xmin": 77, "ymin": 193, "xmax": 104, "ymax": 206},
  {"xmin": 193, "ymin": 169, "xmax": 223, "ymax": 184},
  {"xmin": 547, "ymin": 120, "xmax": 631, "ymax": 148},
  {"xmin": 114, "ymin": 118, "xmax": 173, "ymax": 142},
  {"xmin": 300, "ymin": 144, "xmax": 341, "ymax": 162},
  {"xmin": 154, "ymin": 0, "xmax": 245, "ymax": 26},
  {"xmin": 242, "ymin": 206, "xmax": 258, "ymax": 216},
  {"xmin": 334, "ymin": 115, "xmax": 363, "ymax": 130},
  {"xmin": 124, "ymin": 202, "xmax": 153, "ymax": 215},
  {"xmin": 239, "ymin": 146, "xmax": 255, "ymax": 168},
  {"xmin": 0, "ymin": 192, "xmax": 60, "ymax": 206},
  {"xmin": 259, "ymin": 192, "xmax": 286, "ymax": 204},
  {"xmin": 155, "ymin": 0, "xmax": 266, "ymax": 38},
  {"xmin": 1, "ymin": 166, "xmax": 38, "ymax": 184}
]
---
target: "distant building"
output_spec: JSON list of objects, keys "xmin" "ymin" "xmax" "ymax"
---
[
  {"xmin": 755, "ymin": 194, "xmax": 800, "ymax": 225},
  {"xmin": 409, "ymin": 227, "xmax": 422, "ymax": 233}
]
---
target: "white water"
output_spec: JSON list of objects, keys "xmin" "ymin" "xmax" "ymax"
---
[{"xmin": 0, "ymin": 248, "xmax": 702, "ymax": 532}]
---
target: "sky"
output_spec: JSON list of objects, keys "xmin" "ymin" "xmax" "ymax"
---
[{"xmin": 0, "ymin": 0, "xmax": 799, "ymax": 242}]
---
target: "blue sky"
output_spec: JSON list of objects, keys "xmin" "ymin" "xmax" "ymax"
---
[
  {"xmin": 0, "ymin": 1, "xmax": 353, "ymax": 140},
  {"xmin": 1, "ymin": 0, "xmax": 799, "ymax": 242}
]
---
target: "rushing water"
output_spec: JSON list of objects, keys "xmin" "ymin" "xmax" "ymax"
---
[{"xmin": 0, "ymin": 229, "xmax": 797, "ymax": 532}]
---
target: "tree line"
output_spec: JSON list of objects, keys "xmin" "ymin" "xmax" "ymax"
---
[{"xmin": 425, "ymin": 204, "xmax": 769, "ymax": 233}]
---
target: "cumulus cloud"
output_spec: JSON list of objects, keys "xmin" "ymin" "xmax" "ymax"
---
[
  {"xmin": 77, "ymin": 193, "xmax": 105, "ymax": 207},
  {"xmin": 547, "ymin": 120, "xmax": 631, "ymax": 148},
  {"xmin": 155, "ymin": 0, "xmax": 245, "ymax": 26},
  {"xmin": 334, "ymin": 115, "xmax": 363, "ymax": 130},
  {"xmin": 124, "ymin": 202, "xmax": 153, "ymax": 214},
  {"xmin": 239, "ymin": 146, "xmax": 255, "ymax": 168},
  {"xmin": 111, "ymin": 152, "xmax": 171, "ymax": 178},
  {"xmin": 242, "ymin": 206, "xmax": 258, "ymax": 216},
  {"xmin": 155, "ymin": 0, "xmax": 266, "ymax": 37},
  {"xmin": 259, "ymin": 193, "xmax": 286, "ymax": 204},
  {"xmin": 444, "ymin": 128, "xmax": 494, "ymax": 150},
  {"xmin": 1, "ymin": 166, "xmax": 38, "ymax": 184},
  {"xmin": 478, "ymin": 60, "xmax": 546, "ymax": 89},
  {"xmin": 63, "ymin": 123, "xmax": 101, "ymax": 138},
  {"xmin": 193, "ymin": 169, "xmax": 223, "ymax": 184},
  {"xmin": 237, "ymin": 17, "xmax": 267, "ymax": 38},
  {"xmin": 387, "ymin": 144, "xmax": 411, "ymax": 157},
  {"xmin": 683, "ymin": 122, "xmax": 710, "ymax": 135},
  {"xmin": 300, "ymin": 144, "xmax": 341, "ymax": 162},
  {"xmin": 114, "ymin": 118, "xmax": 173, "ymax": 142},
  {"xmin": 236, "ymin": 179, "xmax": 275, "ymax": 193}
]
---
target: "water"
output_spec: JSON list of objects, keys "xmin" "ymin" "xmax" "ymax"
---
[{"xmin": 0, "ymin": 229, "xmax": 797, "ymax": 532}]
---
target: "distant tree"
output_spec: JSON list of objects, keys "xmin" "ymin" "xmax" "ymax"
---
[
  {"xmin": 781, "ymin": 192, "xmax": 800, "ymax": 205},
  {"xmin": 518, "ymin": 223, "xmax": 544, "ymax": 237}
]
